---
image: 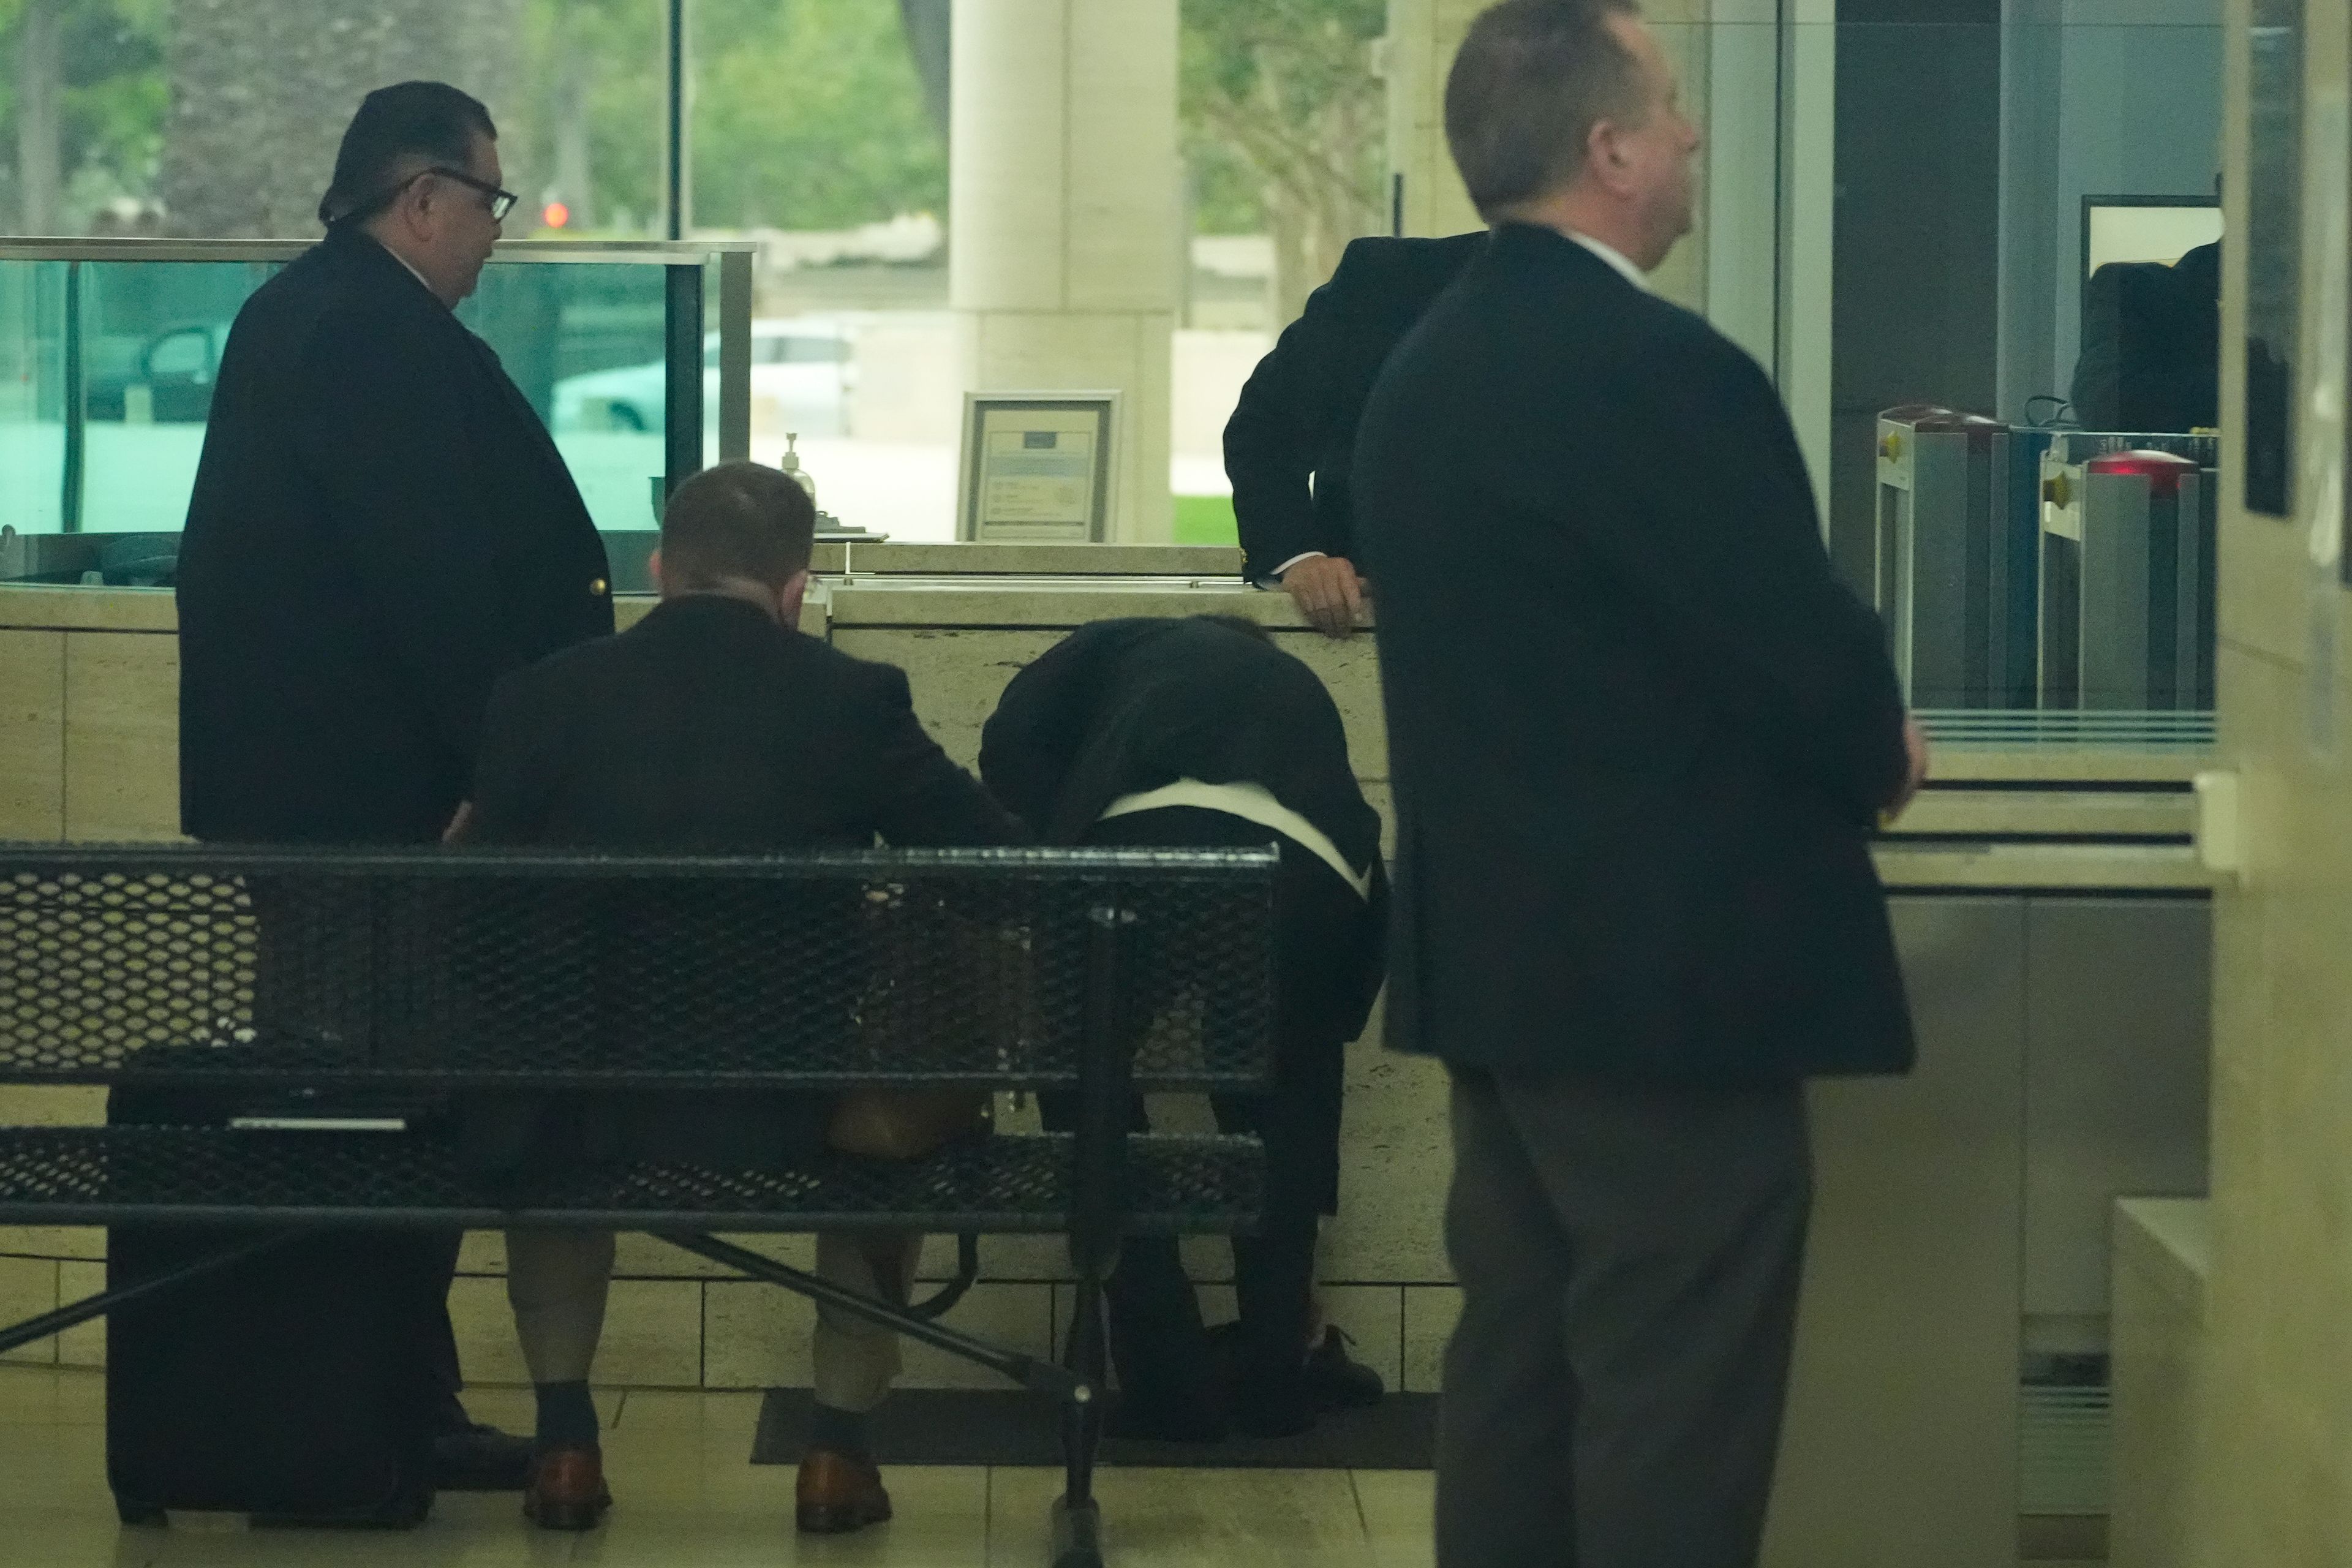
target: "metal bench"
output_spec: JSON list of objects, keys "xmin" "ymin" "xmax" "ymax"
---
[{"xmin": 0, "ymin": 843, "xmax": 1278, "ymax": 1568}]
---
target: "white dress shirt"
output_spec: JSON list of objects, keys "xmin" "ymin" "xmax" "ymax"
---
[{"xmin": 1097, "ymin": 777, "xmax": 1372, "ymax": 900}]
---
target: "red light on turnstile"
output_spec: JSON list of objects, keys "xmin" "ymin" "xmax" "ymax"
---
[
  {"xmin": 2086, "ymin": 450, "xmax": 2197, "ymax": 498},
  {"xmin": 543, "ymin": 201, "xmax": 571, "ymax": 230}
]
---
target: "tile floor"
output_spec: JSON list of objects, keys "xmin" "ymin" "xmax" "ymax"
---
[{"xmin": 0, "ymin": 1366, "xmax": 1438, "ymax": 1567}]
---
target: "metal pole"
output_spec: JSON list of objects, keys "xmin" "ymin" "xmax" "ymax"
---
[
  {"xmin": 60, "ymin": 258, "xmax": 83, "ymax": 532},
  {"xmin": 664, "ymin": 260, "xmax": 704, "ymax": 494},
  {"xmin": 656, "ymin": 1231, "xmax": 1082, "ymax": 1400},
  {"xmin": 1051, "ymin": 899, "xmax": 1133, "ymax": 1563},
  {"xmin": 0, "ymin": 1228, "xmax": 313, "ymax": 1357},
  {"xmin": 665, "ymin": 0, "xmax": 688, "ymax": 242}
]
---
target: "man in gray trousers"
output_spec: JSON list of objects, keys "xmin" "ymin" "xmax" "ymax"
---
[{"xmin": 1352, "ymin": 2, "xmax": 1928, "ymax": 1564}]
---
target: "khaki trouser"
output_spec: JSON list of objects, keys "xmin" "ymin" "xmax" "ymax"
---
[{"xmin": 505, "ymin": 1229, "xmax": 922, "ymax": 1410}]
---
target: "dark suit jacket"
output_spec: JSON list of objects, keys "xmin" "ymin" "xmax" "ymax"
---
[
  {"xmin": 469, "ymin": 594, "xmax": 1022, "ymax": 853},
  {"xmin": 2071, "ymin": 241, "xmax": 2220, "ymax": 432},
  {"xmin": 460, "ymin": 594, "xmax": 1027, "ymax": 1175},
  {"xmin": 1224, "ymin": 233, "xmax": 1486, "ymax": 582},
  {"xmin": 977, "ymin": 616, "xmax": 1387, "ymax": 1042},
  {"xmin": 1355, "ymin": 224, "xmax": 1914, "ymax": 1085},
  {"xmin": 176, "ymin": 225, "xmax": 613, "ymax": 845}
]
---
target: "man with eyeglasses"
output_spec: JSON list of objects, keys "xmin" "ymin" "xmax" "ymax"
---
[{"xmin": 164, "ymin": 81, "xmax": 612, "ymax": 1512}]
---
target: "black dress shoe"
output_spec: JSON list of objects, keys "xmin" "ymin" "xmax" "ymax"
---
[
  {"xmin": 1302, "ymin": 1326, "xmax": 1385, "ymax": 1412},
  {"xmin": 434, "ymin": 1422, "xmax": 535, "ymax": 1491}
]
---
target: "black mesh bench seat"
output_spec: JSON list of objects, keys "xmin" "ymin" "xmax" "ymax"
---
[
  {"xmin": 0, "ymin": 842, "xmax": 1281, "ymax": 1566},
  {"xmin": 0, "ymin": 844, "xmax": 1278, "ymax": 1092},
  {"xmin": 0, "ymin": 1126, "xmax": 1264, "ymax": 1235}
]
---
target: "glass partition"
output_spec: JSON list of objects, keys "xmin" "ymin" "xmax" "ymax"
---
[
  {"xmin": 0, "ymin": 238, "xmax": 749, "ymax": 582},
  {"xmin": 1815, "ymin": 15, "xmax": 2225, "ymax": 750}
]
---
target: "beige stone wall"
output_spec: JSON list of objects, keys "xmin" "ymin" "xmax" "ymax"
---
[
  {"xmin": 2111, "ymin": 1199, "xmax": 2209, "ymax": 1568},
  {"xmin": 2196, "ymin": 0, "xmax": 2352, "ymax": 1561}
]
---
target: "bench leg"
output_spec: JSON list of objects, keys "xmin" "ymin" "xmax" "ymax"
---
[
  {"xmin": 654, "ymin": 1231, "xmax": 1082, "ymax": 1399},
  {"xmin": 0, "ymin": 1227, "xmax": 314, "ymax": 1359},
  {"xmin": 1050, "ymin": 1268, "xmax": 1110, "ymax": 1568},
  {"xmin": 1050, "ymin": 1492, "xmax": 1105, "ymax": 1568}
]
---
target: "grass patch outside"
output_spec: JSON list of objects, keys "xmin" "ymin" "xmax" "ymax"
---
[{"xmin": 1174, "ymin": 492, "xmax": 1239, "ymax": 546}]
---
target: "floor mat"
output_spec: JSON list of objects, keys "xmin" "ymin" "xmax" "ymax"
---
[{"xmin": 752, "ymin": 1387, "xmax": 1436, "ymax": 1470}]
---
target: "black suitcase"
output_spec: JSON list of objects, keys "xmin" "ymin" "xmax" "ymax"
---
[{"xmin": 104, "ymin": 1084, "xmax": 445, "ymax": 1528}]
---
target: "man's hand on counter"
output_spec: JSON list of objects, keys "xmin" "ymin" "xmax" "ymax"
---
[{"xmin": 1281, "ymin": 554, "xmax": 1372, "ymax": 639}]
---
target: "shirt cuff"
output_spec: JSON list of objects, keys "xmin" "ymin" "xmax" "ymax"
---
[{"xmin": 1271, "ymin": 551, "xmax": 1327, "ymax": 580}]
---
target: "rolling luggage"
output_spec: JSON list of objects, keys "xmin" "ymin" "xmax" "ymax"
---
[{"xmin": 104, "ymin": 1084, "xmax": 444, "ymax": 1528}]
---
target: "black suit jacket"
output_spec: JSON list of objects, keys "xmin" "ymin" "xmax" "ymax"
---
[
  {"xmin": 978, "ymin": 618, "xmax": 1381, "ymax": 872},
  {"xmin": 978, "ymin": 615, "xmax": 1386, "ymax": 1041},
  {"xmin": 1355, "ymin": 224, "xmax": 1914, "ymax": 1085},
  {"xmin": 176, "ymin": 225, "xmax": 613, "ymax": 845},
  {"xmin": 469, "ymin": 594, "xmax": 1022, "ymax": 853},
  {"xmin": 1224, "ymin": 233, "xmax": 1486, "ymax": 582},
  {"xmin": 459, "ymin": 595, "xmax": 1025, "ymax": 1175}
]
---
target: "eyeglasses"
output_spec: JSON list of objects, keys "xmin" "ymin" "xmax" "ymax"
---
[
  {"xmin": 349, "ymin": 165, "xmax": 516, "ymax": 224},
  {"xmin": 430, "ymin": 167, "xmax": 518, "ymax": 222}
]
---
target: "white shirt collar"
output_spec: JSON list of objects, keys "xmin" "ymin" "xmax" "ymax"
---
[
  {"xmin": 1566, "ymin": 230, "xmax": 1650, "ymax": 293},
  {"xmin": 373, "ymin": 236, "xmax": 441, "ymax": 302}
]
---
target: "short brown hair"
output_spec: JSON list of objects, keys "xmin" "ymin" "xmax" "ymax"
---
[
  {"xmin": 658, "ymin": 462, "xmax": 816, "ymax": 590},
  {"xmin": 1445, "ymin": 0, "xmax": 1643, "ymax": 220}
]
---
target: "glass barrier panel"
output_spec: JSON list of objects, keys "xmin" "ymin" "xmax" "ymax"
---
[
  {"xmin": 0, "ymin": 247, "xmax": 739, "ymax": 575},
  {"xmin": 464, "ymin": 259, "xmax": 672, "ymax": 536}
]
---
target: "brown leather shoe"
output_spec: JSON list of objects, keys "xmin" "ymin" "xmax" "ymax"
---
[
  {"xmin": 796, "ymin": 1447, "xmax": 893, "ymax": 1535},
  {"xmin": 522, "ymin": 1446, "xmax": 612, "ymax": 1532}
]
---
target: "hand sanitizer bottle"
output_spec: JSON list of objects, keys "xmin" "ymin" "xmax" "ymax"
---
[{"xmin": 779, "ymin": 433, "xmax": 818, "ymax": 512}]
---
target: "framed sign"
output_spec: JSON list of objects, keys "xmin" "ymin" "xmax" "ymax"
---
[{"xmin": 956, "ymin": 393, "xmax": 1119, "ymax": 543}]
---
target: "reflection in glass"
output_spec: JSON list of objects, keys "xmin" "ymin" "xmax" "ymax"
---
[
  {"xmin": 2072, "ymin": 197, "xmax": 2222, "ymax": 434},
  {"xmin": 1842, "ymin": 18, "xmax": 2225, "ymax": 733},
  {"xmin": 2244, "ymin": 0, "xmax": 2302, "ymax": 517},
  {"xmin": 461, "ymin": 263, "xmax": 670, "ymax": 538}
]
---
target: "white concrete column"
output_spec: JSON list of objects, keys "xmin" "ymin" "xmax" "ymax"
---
[
  {"xmin": 1384, "ymin": 0, "xmax": 1487, "ymax": 241},
  {"xmin": 950, "ymin": 0, "xmax": 1181, "ymax": 541}
]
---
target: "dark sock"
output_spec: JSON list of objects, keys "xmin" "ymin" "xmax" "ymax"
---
[
  {"xmin": 810, "ymin": 1402, "xmax": 871, "ymax": 1461},
  {"xmin": 533, "ymin": 1380, "xmax": 600, "ymax": 1452}
]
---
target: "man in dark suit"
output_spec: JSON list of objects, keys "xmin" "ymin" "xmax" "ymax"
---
[
  {"xmin": 1354, "ymin": 4, "xmax": 1926, "ymax": 1564},
  {"xmin": 1224, "ymin": 232, "xmax": 1484, "ymax": 635},
  {"xmin": 462, "ymin": 462, "xmax": 1025, "ymax": 1535},
  {"xmin": 172, "ymin": 82, "xmax": 613, "ymax": 1490},
  {"xmin": 979, "ymin": 616, "xmax": 1387, "ymax": 1439}
]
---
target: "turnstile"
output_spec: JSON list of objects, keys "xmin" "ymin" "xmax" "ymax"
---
[
  {"xmin": 1874, "ymin": 406, "xmax": 2040, "ymax": 709},
  {"xmin": 2038, "ymin": 433, "xmax": 2218, "ymax": 711}
]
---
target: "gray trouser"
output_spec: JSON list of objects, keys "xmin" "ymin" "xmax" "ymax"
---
[
  {"xmin": 1436, "ymin": 1069, "xmax": 1812, "ymax": 1568},
  {"xmin": 505, "ymin": 1229, "xmax": 920, "ymax": 1411}
]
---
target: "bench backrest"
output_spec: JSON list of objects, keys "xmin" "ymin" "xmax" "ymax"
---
[{"xmin": 0, "ymin": 845, "xmax": 1277, "ymax": 1093}]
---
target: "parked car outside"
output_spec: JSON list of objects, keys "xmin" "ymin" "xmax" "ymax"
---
[
  {"xmin": 85, "ymin": 322, "xmax": 233, "ymax": 423},
  {"xmin": 551, "ymin": 317, "xmax": 853, "ymax": 437}
]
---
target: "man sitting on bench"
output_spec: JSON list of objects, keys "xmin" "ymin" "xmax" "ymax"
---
[{"xmin": 456, "ymin": 461, "xmax": 1025, "ymax": 1535}]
